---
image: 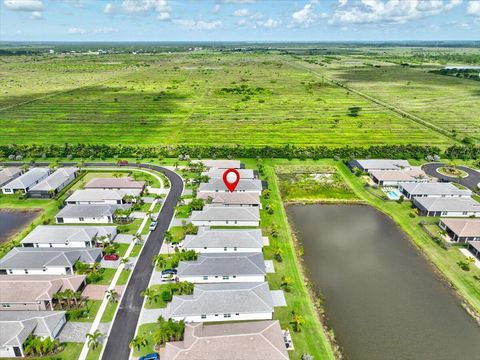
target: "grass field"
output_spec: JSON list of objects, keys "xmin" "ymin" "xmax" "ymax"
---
[
  {"xmin": 0, "ymin": 52, "xmax": 454, "ymax": 146},
  {"xmin": 296, "ymin": 57, "xmax": 480, "ymax": 141}
]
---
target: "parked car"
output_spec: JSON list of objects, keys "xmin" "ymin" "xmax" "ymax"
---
[
  {"xmin": 139, "ymin": 353, "xmax": 159, "ymax": 360},
  {"xmin": 162, "ymin": 269, "xmax": 177, "ymax": 275},
  {"xmin": 149, "ymin": 221, "xmax": 158, "ymax": 231},
  {"xmin": 104, "ymin": 254, "xmax": 119, "ymax": 261},
  {"xmin": 117, "ymin": 160, "xmax": 129, "ymax": 166}
]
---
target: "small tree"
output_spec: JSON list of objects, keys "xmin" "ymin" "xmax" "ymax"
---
[
  {"xmin": 281, "ymin": 276, "xmax": 293, "ymax": 292},
  {"xmin": 86, "ymin": 330, "xmax": 103, "ymax": 350},
  {"xmin": 164, "ymin": 230, "xmax": 173, "ymax": 244},
  {"xmin": 273, "ymin": 246, "xmax": 283, "ymax": 262},
  {"xmin": 262, "ymin": 189, "xmax": 271, "ymax": 199},
  {"xmin": 105, "ymin": 289, "xmax": 118, "ymax": 304},
  {"xmin": 290, "ymin": 313, "xmax": 305, "ymax": 332},
  {"xmin": 141, "ymin": 287, "xmax": 159, "ymax": 305},
  {"xmin": 129, "ymin": 335, "xmax": 149, "ymax": 352}
]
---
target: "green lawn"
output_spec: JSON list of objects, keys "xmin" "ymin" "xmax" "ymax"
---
[
  {"xmin": 117, "ymin": 269, "xmax": 131, "ymax": 285},
  {"xmin": 101, "ymin": 301, "xmax": 119, "ymax": 323},
  {"xmin": 143, "ymin": 284, "xmax": 173, "ymax": 309},
  {"xmin": 85, "ymin": 344, "xmax": 102, "ymax": 360},
  {"xmin": 174, "ymin": 204, "xmax": 191, "ymax": 218},
  {"xmin": 129, "ymin": 243, "xmax": 143, "ymax": 258},
  {"xmin": 132, "ymin": 323, "xmax": 158, "ymax": 357},
  {"xmin": 67, "ymin": 300, "xmax": 102, "ymax": 323}
]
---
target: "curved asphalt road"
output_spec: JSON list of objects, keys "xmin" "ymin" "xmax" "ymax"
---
[
  {"xmin": 0, "ymin": 161, "xmax": 183, "ymax": 360},
  {"xmin": 422, "ymin": 163, "xmax": 480, "ymax": 192}
]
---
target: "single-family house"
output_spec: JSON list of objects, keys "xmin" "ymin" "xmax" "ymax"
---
[
  {"xmin": 183, "ymin": 227, "xmax": 267, "ymax": 253},
  {"xmin": 0, "ymin": 167, "xmax": 22, "ymax": 187},
  {"xmin": 190, "ymin": 207, "xmax": 260, "ymax": 227},
  {"xmin": 0, "ymin": 275, "xmax": 86, "ymax": 311},
  {"xmin": 199, "ymin": 192, "xmax": 261, "ymax": 207},
  {"xmin": 413, "ymin": 197, "xmax": 480, "ymax": 217},
  {"xmin": 439, "ymin": 219, "xmax": 480, "ymax": 243},
  {"xmin": 369, "ymin": 168, "xmax": 428, "ymax": 186},
  {"xmin": 400, "ymin": 182, "xmax": 472, "ymax": 200},
  {"xmin": 468, "ymin": 241, "xmax": 480, "ymax": 260},
  {"xmin": 65, "ymin": 189, "xmax": 141, "ymax": 205},
  {"xmin": 0, "ymin": 311, "xmax": 66, "ymax": 358},
  {"xmin": 84, "ymin": 177, "xmax": 146, "ymax": 191},
  {"xmin": 20, "ymin": 225, "xmax": 117, "ymax": 248},
  {"xmin": 166, "ymin": 282, "xmax": 274, "ymax": 323},
  {"xmin": 164, "ymin": 321, "xmax": 289, "ymax": 360},
  {"xmin": 28, "ymin": 167, "xmax": 78, "ymax": 198},
  {"xmin": 348, "ymin": 159, "xmax": 411, "ymax": 173},
  {"xmin": 1, "ymin": 168, "xmax": 50, "ymax": 194},
  {"xmin": 0, "ymin": 247, "xmax": 102, "ymax": 275},
  {"xmin": 177, "ymin": 253, "xmax": 266, "ymax": 283},
  {"xmin": 55, "ymin": 204, "xmax": 129, "ymax": 224},
  {"xmin": 198, "ymin": 179, "xmax": 263, "ymax": 195},
  {"xmin": 201, "ymin": 168, "xmax": 256, "ymax": 180},
  {"xmin": 193, "ymin": 159, "xmax": 242, "ymax": 169}
]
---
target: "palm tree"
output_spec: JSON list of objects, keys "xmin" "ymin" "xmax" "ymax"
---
[
  {"xmin": 63, "ymin": 289, "xmax": 75, "ymax": 309},
  {"xmin": 133, "ymin": 233, "xmax": 143, "ymax": 244},
  {"xmin": 86, "ymin": 330, "xmax": 103, "ymax": 350},
  {"xmin": 164, "ymin": 231, "xmax": 173, "ymax": 244},
  {"xmin": 273, "ymin": 246, "xmax": 283, "ymax": 262},
  {"xmin": 105, "ymin": 289, "xmax": 118, "ymax": 304},
  {"xmin": 129, "ymin": 335, "xmax": 149, "ymax": 352},
  {"xmin": 280, "ymin": 275, "xmax": 293, "ymax": 292},
  {"xmin": 141, "ymin": 287, "xmax": 159, "ymax": 305},
  {"xmin": 290, "ymin": 313, "xmax": 305, "ymax": 332},
  {"xmin": 120, "ymin": 257, "xmax": 130, "ymax": 269},
  {"xmin": 152, "ymin": 255, "xmax": 167, "ymax": 269}
]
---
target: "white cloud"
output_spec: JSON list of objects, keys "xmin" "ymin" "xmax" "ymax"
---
[
  {"xmin": 122, "ymin": 0, "xmax": 169, "ymax": 13},
  {"xmin": 212, "ymin": 4, "xmax": 220, "ymax": 13},
  {"xmin": 31, "ymin": 10, "xmax": 42, "ymax": 19},
  {"xmin": 174, "ymin": 19, "xmax": 222, "ymax": 30},
  {"xmin": 157, "ymin": 11, "xmax": 170, "ymax": 20},
  {"xmin": 338, "ymin": 0, "xmax": 348, "ymax": 6},
  {"xmin": 4, "ymin": 0, "xmax": 43, "ymax": 11},
  {"xmin": 220, "ymin": 0, "xmax": 255, "ymax": 3},
  {"xmin": 467, "ymin": 0, "xmax": 480, "ymax": 15},
  {"xmin": 104, "ymin": 3, "xmax": 113, "ymax": 14},
  {"xmin": 291, "ymin": 3, "xmax": 317, "ymax": 27},
  {"xmin": 68, "ymin": 27, "xmax": 86, "ymax": 34},
  {"xmin": 234, "ymin": 8, "xmax": 249, "ymax": 16},
  {"xmin": 258, "ymin": 18, "xmax": 281, "ymax": 28},
  {"xmin": 94, "ymin": 27, "xmax": 116, "ymax": 33},
  {"xmin": 330, "ymin": 0, "xmax": 463, "ymax": 25}
]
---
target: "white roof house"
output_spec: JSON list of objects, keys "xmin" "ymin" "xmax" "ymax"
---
[
  {"xmin": 439, "ymin": 219, "xmax": 480, "ymax": 243},
  {"xmin": 202, "ymin": 168, "xmax": 256, "ymax": 180},
  {"xmin": 165, "ymin": 321, "xmax": 289, "ymax": 360},
  {"xmin": 55, "ymin": 204, "xmax": 128, "ymax": 224},
  {"xmin": 177, "ymin": 253, "xmax": 266, "ymax": 283},
  {"xmin": 369, "ymin": 168, "xmax": 428, "ymax": 186},
  {"xmin": 2, "ymin": 168, "xmax": 50, "ymax": 194},
  {"xmin": 348, "ymin": 159, "xmax": 411, "ymax": 173},
  {"xmin": 84, "ymin": 177, "xmax": 146, "ymax": 190},
  {"xmin": 65, "ymin": 189, "xmax": 141, "ymax": 205},
  {"xmin": 190, "ymin": 207, "xmax": 260, "ymax": 227},
  {"xmin": 0, "ymin": 167, "xmax": 22, "ymax": 187},
  {"xmin": 183, "ymin": 227, "xmax": 267, "ymax": 253},
  {"xmin": 21, "ymin": 225, "xmax": 117, "ymax": 248},
  {"xmin": 166, "ymin": 282, "xmax": 274, "ymax": 323},
  {"xmin": 199, "ymin": 192, "xmax": 261, "ymax": 207},
  {"xmin": 193, "ymin": 159, "xmax": 242, "ymax": 169},
  {"xmin": 400, "ymin": 182, "xmax": 472, "ymax": 199},
  {"xmin": 413, "ymin": 197, "xmax": 480, "ymax": 217},
  {"xmin": 198, "ymin": 179, "xmax": 263, "ymax": 194},
  {"xmin": 0, "ymin": 247, "xmax": 102, "ymax": 275},
  {"xmin": 0, "ymin": 311, "xmax": 66, "ymax": 358},
  {"xmin": 29, "ymin": 167, "xmax": 78, "ymax": 197}
]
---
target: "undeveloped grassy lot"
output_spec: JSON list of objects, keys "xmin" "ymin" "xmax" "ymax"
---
[{"xmin": 0, "ymin": 53, "xmax": 450, "ymax": 146}]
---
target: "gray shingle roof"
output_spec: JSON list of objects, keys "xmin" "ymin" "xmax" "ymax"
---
[
  {"xmin": 400, "ymin": 182, "xmax": 472, "ymax": 196},
  {"xmin": 56, "ymin": 204, "xmax": 129, "ymax": 218},
  {"xmin": 165, "ymin": 321, "xmax": 289, "ymax": 360},
  {"xmin": 200, "ymin": 192, "xmax": 261, "ymax": 206},
  {"xmin": 177, "ymin": 253, "xmax": 266, "ymax": 277},
  {"xmin": 414, "ymin": 197, "xmax": 480, "ymax": 212},
  {"xmin": 0, "ymin": 247, "xmax": 102, "ymax": 270},
  {"xmin": 2, "ymin": 168, "xmax": 50, "ymax": 190},
  {"xmin": 66, "ymin": 189, "xmax": 141, "ymax": 203},
  {"xmin": 183, "ymin": 228, "xmax": 265, "ymax": 249},
  {"xmin": 0, "ymin": 311, "xmax": 65, "ymax": 348},
  {"xmin": 168, "ymin": 282, "xmax": 273, "ymax": 317},
  {"xmin": 29, "ymin": 167, "xmax": 77, "ymax": 192},
  {"xmin": 85, "ymin": 177, "xmax": 145, "ymax": 189},
  {"xmin": 350, "ymin": 159, "xmax": 411, "ymax": 171},
  {"xmin": 202, "ymin": 168, "xmax": 255, "ymax": 179},
  {"xmin": 198, "ymin": 179, "xmax": 263, "ymax": 193},
  {"xmin": 191, "ymin": 206, "xmax": 260, "ymax": 222},
  {"xmin": 0, "ymin": 167, "xmax": 22, "ymax": 187},
  {"xmin": 21, "ymin": 225, "xmax": 116, "ymax": 245},
  {"xmin": 370, "ymin": 168, "xmax": 427, "ymax": 182}
]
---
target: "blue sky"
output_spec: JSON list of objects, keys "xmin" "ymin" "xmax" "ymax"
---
[{"xmin": 1, "ymin": 0, "xmax": 479, "ymax": 41}]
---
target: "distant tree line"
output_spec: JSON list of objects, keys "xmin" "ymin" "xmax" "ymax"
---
[{"xmin": 2, "ymin": 143, "xmax": 478, "ymax": 161}]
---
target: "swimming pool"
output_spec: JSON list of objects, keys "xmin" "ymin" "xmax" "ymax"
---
[{"xmin": 386, "ymin": 190, "xmax": 401, "ymax": 200}]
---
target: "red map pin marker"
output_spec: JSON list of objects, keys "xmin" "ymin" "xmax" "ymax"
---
[{"xmin": 223, "ymin": 168, "xmax": 240, "ymax": 192}]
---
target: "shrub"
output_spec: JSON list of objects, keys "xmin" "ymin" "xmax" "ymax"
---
[{"xmin": 161, "ymin": 291, "xmax": 172, "ymax": 302}]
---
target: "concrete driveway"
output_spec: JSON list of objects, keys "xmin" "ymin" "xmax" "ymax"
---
[
  {"xmin": 422, "ymin": 163, "xmax": 480, "ymax": 192},
  {"xmin": 82, "ymin": 285, "xmax": 125, "ymax": 300}
]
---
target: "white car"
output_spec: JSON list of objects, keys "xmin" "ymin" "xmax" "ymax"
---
[{"xmin": 149, "ymin": 221, "xmax": 158, "ymax": 231}]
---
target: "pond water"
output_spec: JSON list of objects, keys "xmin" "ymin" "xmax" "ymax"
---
[
  {"xmin": 287, "ymin": 204, "xmax": 480, "ymax": 360},
  {"xmin": 0, "ymin": 210, "xmax": 38, "ymax": 244}
]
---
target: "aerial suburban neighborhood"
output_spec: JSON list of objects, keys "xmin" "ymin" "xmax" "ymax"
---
[{"xmin": 1, "ymin": 3, "xmax": 480, "ymax": 359}]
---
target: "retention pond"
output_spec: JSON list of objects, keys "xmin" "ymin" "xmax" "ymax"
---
[
  {"xmin": 0, "ymin": 210, "xmax": 38, "ymax": 244},
  {"xmin": 287, "ymin": 204, "xmax": 480, "ymax": 360}
]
